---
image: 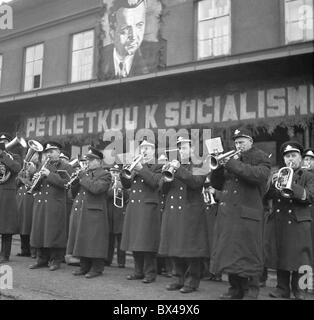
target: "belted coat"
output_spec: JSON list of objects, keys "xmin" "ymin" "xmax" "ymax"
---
[
  {"xmin": 30, "ymin": 160, "xmax": 73, "ymax": 248},
  {"xmin": 158, "ymin": 163, "xmax": 209, "ymax": 258},
  {"xmin": 0, "ymin": 151, "xmax": 22, "ymax": 234},
  {"xmin": 264, "ymin": 168, "xmax": 314, "ymax": 271},
  {"xmin": 120, "ymin": 163, "xmax": 163, "ymax": 253},
  {"xmin": 210, "ymin": 147, "xmax": 271, "ymax": 277},
  {"xmin": 68, "ymin": 167, "xmax": 111, "ymax": 259}
]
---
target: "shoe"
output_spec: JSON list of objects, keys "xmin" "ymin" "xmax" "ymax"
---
[
  {"xmin": 49, "ymin": 264, "xmax": 60, "ymax": 271},
  {"xmin": 166, "ymin": 283, "xmax": 183, "ymax": 291},
  {"xmin": 118, "ymin": 264, "xmax": 125, "ymax": 268},
  {"xmin": 72, "ymin": 270, "xmax": 88, "ymax": 276},
  {"xmin": 16, "ymin": 252, "xmax": 31, "ymax": 257},
  {"xmin": 29, "ymin": 262, "xmax": 48, "ymax": 269},
  {"xmin": 0, "ymin": 257, "xmax": 9, "ymax": 264},
  {"xmin": 293, "ymin": 291, "xmax": 306, "ymax": 300},
  {"xmin": 219, "ymin": 291, "xmax": 243, "ymax": 300},
  {"xmin": 259, "ymin": 281, "xmax": 266, "ymax": 287},
  {"xmin": 180, "ymin": 286, "xmax": 196, "ymax": 294},
  {"xmin": 269, "ymin": 289, "xmax": 290, "ymax": 299},
  {"xmin": 85, "ymin": 271, "xmax": 102, "ymax": 279},
  {"xmin": 142, "ymin": 278, "xmax": 155, "ymax": 284},
  {"xmin": 126, "ymin": 274, "xmax": 144, "ymax": 280}
]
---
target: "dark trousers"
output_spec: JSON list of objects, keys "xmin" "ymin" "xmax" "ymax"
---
[
  {"xmin": 80, "ymin": 257, "xmax": 105, "ymax": 274},
  {"xmin": 108, "ymin": 233, "xmax": 126, "ymax": 266},
  {"xmin": 276, "ymin": 269, "xmax": 303, "ymax": 295},
  {"xmin": 0, "ymin": 234, "xmax": 13, "ymax": 260},
  {"xmin": 37, "ymin": 247, "xmax": 65, "ymax": 266},
  {"xmin": 227, "ymin": 273, "xmax": 260, "ymax": 299},
  {"xmin": 20, "ymin": 235, "xmax": 31, "ymax": 255},
  {"xmin": 171, "ymin": 257, "xmax": 202, "ymax": 289},
  {"xmin": 133, "ymin": 251, "xmax": 157, "ymax": 280}
]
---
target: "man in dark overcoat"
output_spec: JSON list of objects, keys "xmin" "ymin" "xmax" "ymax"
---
[
  {"xmin": 69, "ymin": 147, "xmax": 111, "ymax": 278},
  {"xmin": 158, "ymin": 136, "xmax": 209, "ymax": 294},
  {"xmin": 210, "ymin": 128, "xmax": 271, "ymax": 299},
  {"xmin": 120, "ymin": 140, "xmax": 163, "ymax": 283},
  {"xmin": 16, "ymin": 155, "xmax": 38, "ymax": 258},
  {"xmin": 0, "ymin": 133, "xmax": 22, "ymax": 263},
  {"xmin": 265, "ymin": 142, "xmax": 314, "ymax": 300},
  {"xmin": 106, "ymin": 165, "xmax": 127, "ymax": 268},
  {"xmin": 29, "ymin": 142, "xmax": 73, "ymax": 271}
]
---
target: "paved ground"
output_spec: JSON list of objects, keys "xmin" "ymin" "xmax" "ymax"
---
[{"xmin": 1, "ymin": 237, "xmax": 313, "ymax": 300}]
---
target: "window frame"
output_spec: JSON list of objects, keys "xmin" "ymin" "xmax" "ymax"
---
[
  {"xmin": 70, "ymin": 28, "xmax": 95, "ymax": 83},
  {"xmin": 196, "ymin": 0, "xmax": 232, "ymax": 60},
  {"xmin": 23, "ymin": 42, "xmax": 45, "ymax": 92},
  {"xmin": 284, "ymin": 0, "xmax": 314, "ymax": 44}
]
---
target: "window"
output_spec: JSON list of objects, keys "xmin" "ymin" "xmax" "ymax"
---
[
  {"xmin": 285, "ymin": 0, "xmax": 313, "ymax": 43},
  {"xmin": 197, "ymin": 0, "xmax": 231, "ymax": 59},
  {"xmin": 0, "ymin": 55, "xmax": 2, "ymax": 89},
  {"xmin": 24, "ymin": 44, "xmax": 44, "ymax": 91},
  {"xmin": 71, "ymin": 30, "xmax": 94, "ymax": 82}
]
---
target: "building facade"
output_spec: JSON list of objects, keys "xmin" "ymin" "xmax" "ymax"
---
[{"xmin": 0, "ymin": 0, "xmax": 313, "ymax": 165}]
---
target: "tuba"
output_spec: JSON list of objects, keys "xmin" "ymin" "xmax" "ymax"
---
[
  {"xmin": 121, "ymin": 154, "xmax": 144, "ymax": 180},
  {"xmin": 0, "ymin": 134, "xmax": 28, "ymax": 184},
  {"xmin": 23, "ymin": 140, "xmax": 43, "ymax": 170},
  {"xmin": 275, "ymin": 162, "xmax": 294, "ymax": 198},
  {"xmin": 208, "ymin": 149, "xmax": 241, "ymax": 170}
]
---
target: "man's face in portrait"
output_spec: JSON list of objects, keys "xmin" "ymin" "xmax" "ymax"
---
[{"xmin": 111, "ymin": 1, "xmax": 146, "ymax": 58}]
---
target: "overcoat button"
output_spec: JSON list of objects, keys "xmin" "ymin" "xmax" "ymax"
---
[
  {"xmin": 233, "ymin": 190, "xmax": 237, "ymax": 194},
  {"xmin": 179, "ymin": 196, "xmax": 182, "ymax": 199},
  {"xmin": 277, "ymin": 199, "xmax": 281, "ymax": 202},
  {"xmin": 161, "ymin": 201, "xmax": 164, "ymax": 204},
  {"xmin": 288, "ymin": 210, "xmax": 292, "ymax": 213},
  {"xmin": 131, "ymin": 200, "xmax": 134, "ymax": 203},
  {"xmin": 134, "ymin": 181, "xmax": 136, "ymax": 184},
  {"xmin": 276, "ymin": 209, "xmax": 280, "ymax": 212},
  {"xmin": 170, "ymin": 206, "xmax": 174, "ymax": 209},
  {"xmin": 178, "ymin": 206, "xmax": 182, "ymax": 210},
  {"xmin": 38, "ymin": 200, "xmax": 41, "ymax": 203},
  {"xmin": 138, "ymin": 200, "xmax": 141, "ymax": 203},
  {"xmin": 180, "ymin": 187, "xmax": 183, "ymax": 190},
  {"xmin": 288, "ymin": 221, "xmax": 292, "ymax": 224},
  {"xmin": 139, "ymin": 190, "xmax": 142, "ymax": 193},
  {"xmin": 141, "ymin": 179, "xmax": 144, "ymax": 183},
  {"xmin": 133, "ymin": 190, "xmax": 136, "ymax": 193},
  {"xmin": 75, "ymin": 208, "xmax": 78, "ymax": 211},
  {"xmin": 171, "ymin": 196, "xmax": 174, "ymax": 199}
]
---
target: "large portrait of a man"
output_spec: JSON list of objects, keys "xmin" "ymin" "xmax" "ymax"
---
[{"xmin": 99, "ymin": 0, "xmax": 164, "ymax": 81}]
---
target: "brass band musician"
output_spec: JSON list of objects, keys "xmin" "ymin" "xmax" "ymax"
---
[
  {"xmin": 120, "ymin": 140, "xmax": 163, "ymax": 284},
  {"xmin": 0, "ymin": 133, "xmax": 22, "ymax": 263},
  {"xmin": 29, "ymin": 141, "xmax": 74, "ymax": 271},
  {"xmin": 265, "ymin": 142, "xmax": 314, "ymax": 300},
  {"xmin": 68, "ymin": 147, "xmax": 111, "ymax": 278}
]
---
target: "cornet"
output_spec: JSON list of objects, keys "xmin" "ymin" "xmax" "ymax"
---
[
  {"xmin": 208, "ymin": 149, "xmax": 241, "ymax": 170},
  {"xmin": 112, "ymin": 175, "xmax": 124, "ymax": 208},
  {"xmin": 65, "ymin": 159, "xmax": 88, "ymax": 189},
  {"xmin": 274, "ymin": 162, "xmax": 294, "ymax": 198},
  {"xmin": 202, "ymin": 176, "xmax": 216, "ymax": 205},
  {"xmin": 121, "ymin": 154, "xmax": 144, "ymax": 180}
]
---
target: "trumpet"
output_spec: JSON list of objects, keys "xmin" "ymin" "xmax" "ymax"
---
[
  {"xmin": 27, "ymin": 156, "xmax": 50, "ymax": 194},
  {"xmin": 208, "ymin": 149, "xmax": 241, "ymax": 170},
  {"xmin": 112, "ymin": 175, "xmax": 124, "ymax": 208},
  {"xmin": 121, "ymin": 154, "xmax": 144, "ymax": 180},
  {"xmin": 162, "ymin": 160, "xmax": 180, "ymax": 182},
  {"xmin": 274, "ymin": 162, "xmax": 294, "ymax": 198}
]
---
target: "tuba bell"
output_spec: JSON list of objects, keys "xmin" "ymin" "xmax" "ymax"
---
[
  {"xmin": 23, "ymin": 140, "xmax": 44, "ymax": 170},
  {"xmin": 0, "ymin": 134, "xmax": 28, "ymax": 184}
]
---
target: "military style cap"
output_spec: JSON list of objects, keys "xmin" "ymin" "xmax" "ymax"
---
[
  {"xmin": 85, "ymin": 146, "xmax": 104, "ymax": 160},
  {"xmin": 280, "ymin": 141, "xmax": 303, "ymax": 156},
  {"xmin": 139, "ymin": 140, "xmax": 155, "ymax": 148},
  {"xmin": 176, "ymin": 136, "xmax": 191, "ymax": 146},
  {"xmin": 59, "ymin": 152, "xmax": 70, "ymax": 161},
  {"xmin": 111, "ymin": 0, "xmax": 145, "ymax": 11},
  {"xmin": 43, "ymin": 141, "xmax": 63, "ymax": 152},
  {"xmin": 303, "ymin": 148, "xmax": 314, "ymax": 159},
  {"xmin": 232, "ymin": 128, "xmax": 253, "ymax": 141},
  {"xmin": 0, "ymin": 132, "xmax": 12, "ymax": 142},
  {"xmin": 110, "ymin": 164, "xmax": 121, "ymax": 172}
]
